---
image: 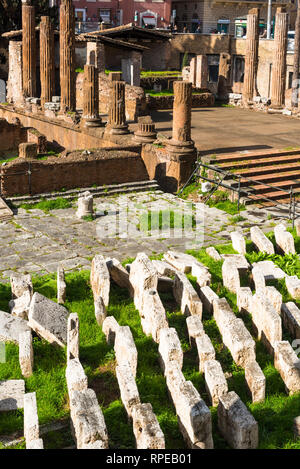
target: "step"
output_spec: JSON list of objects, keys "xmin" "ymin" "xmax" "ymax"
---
[
  {"xmin": 218, "ymin": 154, "xmax": 300, "ymax": 171},
  {"xmin": 230, "ymin": 161, "xmax": 300, "ymax": 178},
  {"xmin": 210, "ymin": 148, "xmax": 300, "ymax": 164},
  {"xmin": 6, "ymin": 180, "xmax": 160, "ymax": 205},
  {"xmin": 247, "ymin": 179, "xmax": 300, "ymax": 194},
  {"xmin": 247, "ymin": 186, "xmax": 300, "ymax": 202},
  {"xmin": 238, "ymin": 169, "xmax": 300, "ymax": 187}
]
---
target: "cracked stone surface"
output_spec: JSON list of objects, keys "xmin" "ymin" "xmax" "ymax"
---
[{"xmin": 0, "ymin": 190, "xmax": 284, "ymax": 281}]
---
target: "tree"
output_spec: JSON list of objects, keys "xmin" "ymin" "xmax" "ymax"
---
[
  {"xmin": 292, "ymin": 0, "xmax": 300, "ymax": 108},
  {"xmin": 0, "ymin": 0, "xmax": 58, "ymax": 35}
]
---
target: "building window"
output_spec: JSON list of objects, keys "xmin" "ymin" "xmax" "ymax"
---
[
  {"xmin": 217, "ymin": 18, "xmax": 230, "ymax": 34},
  {"xmin": 207, "ymin": 55, "xmax": 219, "ymax": 83},
  {"xmin": 98, "ymin": 9, "xmax": 111, "ymax": 23}
]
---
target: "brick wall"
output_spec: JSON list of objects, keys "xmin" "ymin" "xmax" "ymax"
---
[
  {"xmin": 0, "ymin": 149, "xmax": 149, "ymax": 197},
  {"xmin": 0, "ymin": 118, "xmax": 27, "ymax": 155}
]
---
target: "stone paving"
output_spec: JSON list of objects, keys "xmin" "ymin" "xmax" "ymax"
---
[{"xmin": 0, "ymin": 190, "xmax": 288, "ymax": 282}]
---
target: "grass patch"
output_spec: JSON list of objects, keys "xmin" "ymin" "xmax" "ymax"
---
[
  {"xmin": 137, "ymin": 210, "xmax": 196, "ymax": 232},
  {"xmin": 19, "ymin": 197, "xmax": 72, "ymax": 213}
]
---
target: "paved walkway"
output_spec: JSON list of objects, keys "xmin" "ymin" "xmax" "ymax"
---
[{"xmin": 0, "ymin": 190, "xmax": 283, "ymax": 282}]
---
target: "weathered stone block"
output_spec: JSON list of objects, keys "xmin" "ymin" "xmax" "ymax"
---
[
  {"xmin": 222, "ymin": 318, "xmax": 256, "ymax": 368},
  {"xmin": 0, "ymin": 379, "xmax": 25, "ymax": 412},
  {"xmin": 116, "ymin": 362, "xmax": 140, "ymax": 418},
  {"xmin": 231, "ymin": 231, "xmax": 246, "ymax": 255},
  {"xmin": 67, "ymin": 313, "xmax": 79, "ymax": 361},
  {"xmin": 0, "ymin": 310, "xmax": 30, "ymax": 344},
  {"xmin": 10, "ymin": 273, "xmax": 33, "ymax": 299},
  {"xmin": 295, "ymin": 219, "xmax": 300, "ymax": 237},
  {"xmin": 140, "ymin": 289, "xmax": 168, "ymax": 343},
  {"xmin": 173, "ymin": 272, "xmax": 202, "ymax": 317},
  {"xmin": 199, "ymin": 286, "xmax": 218, "ymax": 315},
  {"xmin": 252, "ymin": 265, "xmax": 266, "ymax": 290},
  {"xmin": 19, "ymin": 330, "xmax": 33, "ymax": 378},
  {"xmin": 220, "ymin": 254, "xmax": 249, "ymax": 273},
  {"xmin": 132, "ymin": 403, "xmax": 165, "ymax": 449},
  {"xmin": 24, "ymin": 392, "xmax": 39, "ymax": 444},
  {"xmin": 245, "ymin": 360, "xmax": 266, "ymax": 403},
  {"xmin": 158, "ymin": 327, "xmax": 183, "ymax": 373},
  {"xmin": 222, "ymin": 260, "xmax": 240, "ymax": 293},
  {"xmin": 204, "ymin": 359, "xmax": 228, "ymax": 406},
  {"xmin": 294, "ymin": 416, "xmax": 300, "ymax": 438},
  {"xmin": 152, "ymin": 259, "xmax": 176, "ymax": 277},
  {"xmin": 9, "ymin": 290, "xmax": 31, "ymax": 320},
  {"xmin": 90, "ymin": 255, "xmax": 110, "ymax": 307},
  {"xmin": 237, "ymin": 287, "xmax": 252, "ymax": 314},
  {"xmin": 114, "ymin": 326, "xmax": 138, "ymax": 378},
  {"xmin": 274, "ymin": 341, "xmax": 300, "ymax": 394},
  {"xmin": 252, "ymin": 260, "xmax": 286, "ymax": 281},
  {"xmin": 70, "ymin": 388, "xmax": 108, "ymax": 449},
  {"xmin": 196, "ymin": 334, "xmax": 216, "ymax": 373},
  {"xmin": 281, "ymin": 302, "xmax": 300, "ymax": 339},
  {"xmin": 218, "ymin": 391, "xmax": 259, "ymax": 449},
  {"xmin": 129, "ymin": 252, "xmax": 158, "ymax": 311},
  {"xmin": 106, "ymin": 257, "xmax": 130, "ymax": 290},
  {"xmin": 251, "ymin": 292, "xmax": 282, "ymax": 348},
  {"xmin": 285, "ymin": 276, "xmax": 300, "ymax": 300},
  {"xmin": 262, "ymin": 286, "xmax": 282, "ymax": 314},
  {"xmin": 26, "ymin": 438, "xmax": 44, "ymax": 449},
  {"xmin": 102, "ymin": 316, "xmax": 120, "ymax": 346},
  {"xmin": 28, "ymin": 292, "xmax": 68, "ymax": 347},
  {"xmin": 76, "ymin": 191, "xmax": 94, "ymax": 219},
  {"xmin": 94, "ymin": 295, "xmax": 107, "ymax": 326},
  {"xmin": 206, "ymin": 246, "xmax": 221, "ymax": 261},
  {"xmin": 186, "ymin": 315, "xmax": 204, "ymax": 347},
  {"xmin": 19, "ymin": 142, "xmax": 38, "ymax": 159},
  {"xmin": 57, "ymin": 266, "xmax": 66, "ymax": 304},
  {"xmin": 274, "ymin": 223, "xmax": 296, "ymax": 255},
  {"xmin": 213, "ymin": 298, "xmax": 236, "ymax": 330},
  {"xmin": 66, "ymin": 358, "xmax": 88, "ymax": 393},
  {"xmin": 250, "ymin": 226, "xmax": 275, "ymax": 254}
]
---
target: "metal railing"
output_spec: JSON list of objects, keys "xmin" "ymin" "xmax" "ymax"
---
[{"xmin": 178, "ymin": 152, "xmax": 300, "ymax": 227}]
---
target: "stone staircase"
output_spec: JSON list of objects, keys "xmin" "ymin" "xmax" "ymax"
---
[{"xmin": 204, "ymin": 148, "xmax": 300, "ymax": 207}]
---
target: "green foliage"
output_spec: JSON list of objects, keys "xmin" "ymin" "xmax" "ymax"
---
[
  {"xmin": 137, "ymin": 210, "xmax": 196, "ymax": 232},
  {"xmin": 19, "ymin": 197, "xmax": 72, "ymax": 213}
]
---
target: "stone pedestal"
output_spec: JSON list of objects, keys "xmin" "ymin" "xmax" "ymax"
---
[
  {"xmin": 243, "ymin": 12, "xmax": 259, "ymax": 105},
  {"xmin": 76, "ymin": 192, "xmax": 94, "ymax": 219},
  {"xmin": 218, "ymin": 53, "xmax": 231, "ymax": 99},
  {"xmin": 82, "ymin": 64, "xmax": 101, "ymax": 128},
  {"xmin": 189, "ymin": 58, "xmax": 196, "ymax": 86},
  {"xmin": 107, "ymin": 81, "xmax": 129, "ymax": 135},
  {"xmin": 22, "ymin": 1, "xmax": 36, "ymax": 99},
  {"xmin": 40, "ymin": 16, "xmax": 55, "ymax": 109},
  {"xmin": 271, "ymin": 10, "xmax": 288, "ymax": 109},
  {"xmin": 60, "ymin": 0, "xmax": 76, "ymax": 112},
  {"xmin": 86, "ymin": 42, "xmax": 105, "ymax": 73},
  {"xmin": 19, "ymin": 143, "xmax": 38, "ymax": 160},
  {"xmin": 167, "ymin": 81, "xmax": 195, "ymax": 156},
  {"xmin": 196, "ymin": 55, "xmax": 208, "ymax": 89},
  {"xmin": 7, "ymin": 41, "xmax": 23, "ymax": 105},
  {"xmin": 134, "ymin": 116, "xmax": 157, "ymax": 144}
]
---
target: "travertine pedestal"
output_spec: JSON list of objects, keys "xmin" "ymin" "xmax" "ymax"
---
[
  {"xmin": 271, "ymin": 9, "xmax": 288, "ymax": 109},
  {"xmin": 82, "ymin": 64, "xmax": 101, "ymax": 127},
  {"xmin": 60, "ymin": 0, "xmax": 76, "ymax": 112},
  {"xmin": 22, "ymin": 0, "xmax": 36, "ymax": 99},
  {"xmin": 40, "ymin": 16, "xmax": 55, "ymax": 109},
  {"xmin": 107, "ymin": 81, "xmax": 129, "ymax": 135},
  {"xmin": 243, "ymin": 11, "xmax": 259, "ymax": 106},
  {"xmin": 196, "ymin": 55, "xmax": 208, "ymax": 89},
  {"xmin": 134, "ymin": 116, "xmax": 157, "ymax": 144}
]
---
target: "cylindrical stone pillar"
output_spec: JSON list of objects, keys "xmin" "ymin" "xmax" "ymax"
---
[
  {"xmin": 107, "ymin": 81, "xmax": 129, "ymax": 134},
  {"xmin": 271, "ymin": 10, "xmax": 288, "ymax": 108},
  {"xmin": 40, "ymin": 16, "xmax": 55, "ymax": 108},
  {"xmin": 22, "ymin": 0, "xmax": 36, "ymax": 98},
  {"xmin": 134, "ymin": 117, "xmax": 157, "ymax": 144},
  {"xmin": 82, "ymin": 64, "xmax": 101, "ymax": 127},
  {"xmin": 218, "ymin": 53, "xmax": 231, "ymax": 99},
  {"xmin": 60, "ymin": 0, "xmax": 76, "ymax": 112},
  {"xmin": 242, "ymin": 12, "xmax": 259, "ymax": 105},
  {"xmin": 167, "ymin": 81, "xmax": 194, "ymax": 154}
]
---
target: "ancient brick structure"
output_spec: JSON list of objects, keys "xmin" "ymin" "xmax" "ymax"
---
[
  {"xmin": 271, "ymin": 9, "xmax": 288, "ymax": 109},
  {"xmin": 60, "ymin": 0, "xmax": 76, "ymax": 112},
  {"xmin": 82, "ymin": 64, "xmax": 101, "ymax": 128},
  {"xmin": 242, "ymin": 10, "xmax": 259, "ymax": 106},
  {"xmin": 218, "ymin": 53, "xmax": 231, "ymax": 100},
  {"xmin": 86, "ymin": 42, "xmax": 105, "ymax": 74},
  {"xmin": 22, "ymin": 0, "xmax": 36, "ymax": 99},
  {"xmin": 107, "ymin": 81, "xmax": 129, "ymax": 135},
  {"xmin": 167, "ymin": 81, "xmax": 195, "ymax": 156},
  {"xmin": 40, "ymin": 16, "xmax": 55, "ymax": 109}
]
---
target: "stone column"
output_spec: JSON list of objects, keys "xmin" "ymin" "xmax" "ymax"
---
[
  {"xmin": 40, "ymin": 16, "xmax": 55, "ymax": 108},
  {"xmin": 7, "ymin": 41, "xmax": 23, "ymax": 105},
  {"xmin": 189, "ymin": 57, "xmax": 196, "ymax": 86},
  {"xmin": 242, "ymin": 11, "xmax": 259, "ymax": 105},
  {"xmin": 107, "ymin": 81, "xmax": 129, "ymax": 135},
  {"xmin": 167, "ymin": 81, "xmax": 194, "ymax": 155},
  {"xmin": 22, "ymin": 0, "xmax": 36, "ymax": 98},
  {"xmin": 60, "ymin": 0, "xmax": 76, "ymax": 112},
  {"xmin": 218, "ymin": 53, "xmax": 231, "ymax": 99},
  {"xmin": 271, "ymin": 9, "xmax": 288, "ymax": 108},
  {"xmin": 134, "ymin": 116, "xmax": 157, "ymax": 143},
  {"xmin": 82, "ymin": 64, "xmax": 101, "ymax": 127},
  {"xmin": 196, "ymin": 55, "xmax": 208, "ymax": 89}
]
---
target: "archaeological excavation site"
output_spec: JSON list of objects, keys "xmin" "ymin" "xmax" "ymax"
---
[{"xmin": 0, "ymin": 0, "xmax": 300, "ymax": 453}]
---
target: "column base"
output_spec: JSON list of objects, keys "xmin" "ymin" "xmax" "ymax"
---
[
  {"xmin": 166, "ymin": 139, "xmax": 195, "ymax": 157},
  {"xmin": 107, "ymin": 124, "xmax": 129, "ymax": 135},
  {"xmin": 83, "ymin": 116, "xmax": 102, "ymax": 128},
  {"xmin": 133, "ymin": 131, "xmax": 157, "ymax": 144}
]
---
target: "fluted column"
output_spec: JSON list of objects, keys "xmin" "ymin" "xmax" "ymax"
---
[
  {"xmin": 243, "ymin": 12, "xmax": 259, "ymax": 105},
  {"xmin": 40, "ymin": 16, "xmax": 55, "ymax": 108},
  {"xmin": 167, "ymin": 81, "xmax": 194, "ymax": 155},
  {"xmin": 22, "ymin": 0, "xmax": 36, "ymax": 98},
  {"xmin": 107, "ymin": 81, "xmax": 129, "ymax": 134},
  {"xmin": 271, "ymin": 10, "xmax": 288, "ymax": 108},
  {"xmin": 134, "ymin": 117, "xmax": 157, "ymax": 143},
  {"xmin": 82, "ymin": 64, "xmax": 101, "ymax": 127},
  {"xmin": 60, "ymin": 0, "xmax": 76, "ymax": 112}
]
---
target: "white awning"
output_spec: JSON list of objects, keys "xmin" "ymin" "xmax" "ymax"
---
[{"xmin": 142, "ymin": 16, "xmax": 156, "ymax": 26}]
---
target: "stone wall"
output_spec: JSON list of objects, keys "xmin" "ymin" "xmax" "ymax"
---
[
  {"xmin": 0, "ymin": 149, "xmax": 149, "ymax": 197},
  {"xmin": 146, "ymin": 92, "xmax": 215, "ymax": 110},
  {"xmin": 0, "ymin": 117, "xmax": 27, "ymax": 157}
]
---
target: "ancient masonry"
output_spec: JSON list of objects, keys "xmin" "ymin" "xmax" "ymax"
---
[
  {"xmin": 242, "ymin": 10, "xmax": 259, "ymax": 106},
  {"xmin": 271, "ymin": 9, "xmax": 288, "ymax": 109},
  {"xmin": 40, "ymin": 16, "xmax": 55, "ymax": 109},
  {"xmin": 82, "ymin": 64, "xmax": 101, "ymax": 128},
  {"xmin": 107, "ymin": 81, "xmax": 129, "ymax": 135},
  {"xmin": 59, "ymin": 0, "xmax": 76, "ymax": 112},
  {"xmin": 22, "ymin": 0, "xmax": 36, "ymax": 98}
]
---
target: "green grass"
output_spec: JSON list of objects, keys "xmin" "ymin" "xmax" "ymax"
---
[
  {"xmin": 1, "ymin": 234, "xmax": 300, "ymax": 449},
  {"xmin": 19, "ymin": 197, "xmax": 72, "ymax": 213},
  {"xmin": 137, "ymin": 210, "xmax": 196, "ymax": 232},
  {"xmin": 141, "ymin": 70, "xmax": 181, "ymax": 77}
]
